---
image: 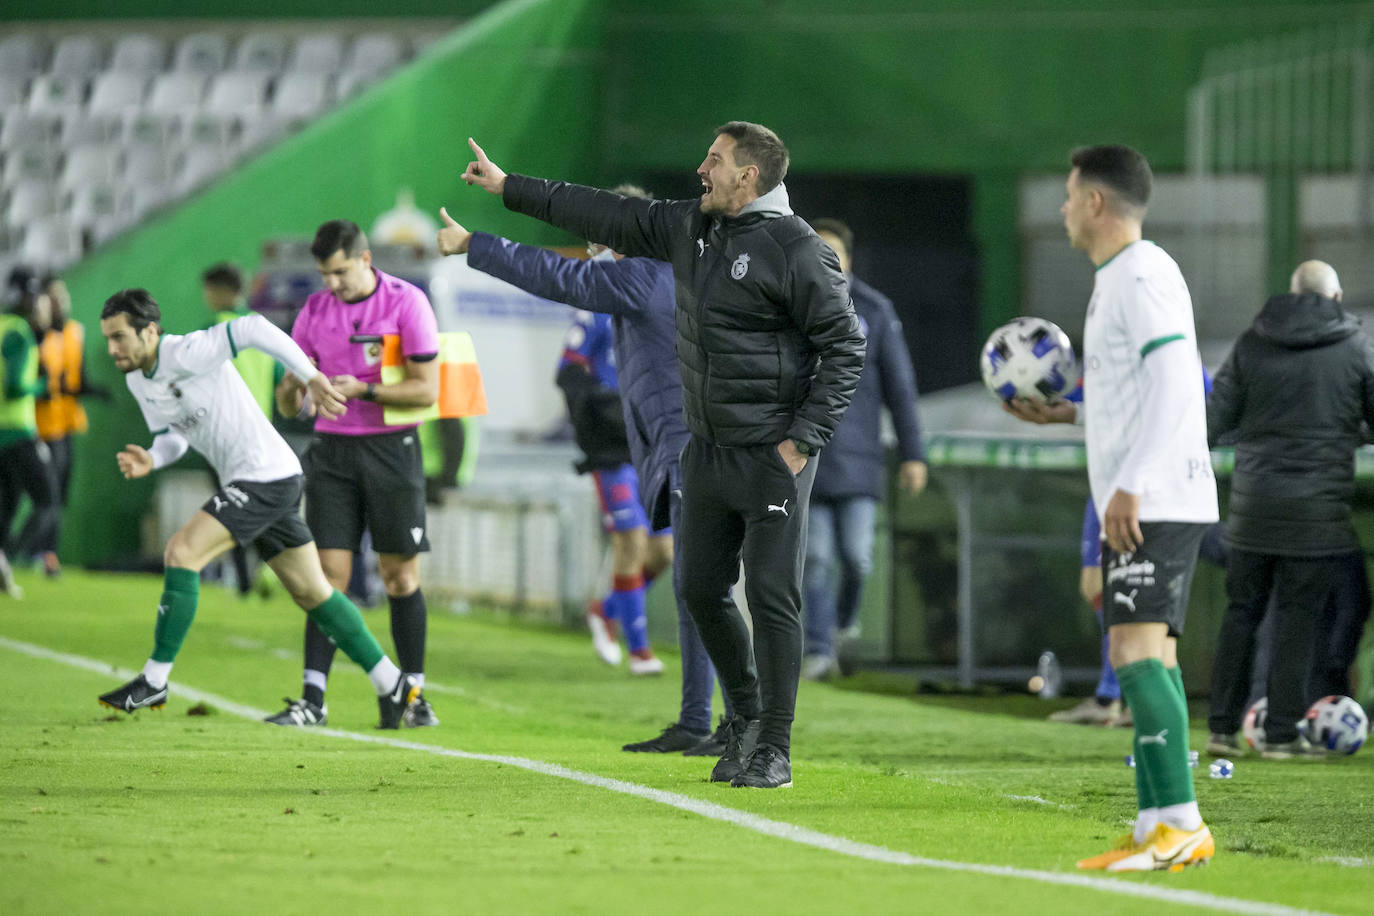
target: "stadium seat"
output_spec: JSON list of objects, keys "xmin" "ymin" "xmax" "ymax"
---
[
  {"xmin": 181, "ymin": 111, "xmax": 237, "ymax": 148},
  {"xmin": 3, "ymin": 143, "xmax": 59, "ymax": 184},
  {"xmin": 145, "ymin": 72, "xmax": 208, "ymax": 114},
  {"xmin": 88, "ymin": 71, "xmax": 149, "ymax": 112},
  {"xmin": 67, "ymin": 180, "xmax": 122, "ymax": 227},
  {"xmin": 26, "ymin": 74, "xmax": 87, "ymax": 117},
  {"xmin": 173, "ymin": 32, "xmax": 230, "ymax": 74},
  {"xmin": 0, "ymin": 35, "xmax": 46, "ymax": 78},
  {"xmin": 18, "ymin": 214, "xmax": 82, "ymax": 269},
  {"xmin": 0, "ymin": 112, "xmax": 60, "ymax": 151},
  {"xmin": 121, "ymin": 109, "xmax": 180, "ymax": 149},
  {"xmin": 62, "ymin": 111, "xmax": 121, "ymax": 146},
  {"xmin": 49, "ymin": 36, "xmax": 105, "ymax": 77},
  {"xmin": 203, "ymin": 71, "xmax": 269, "ymax": 116},
  {"xmin": 232, "ymin": 33, "xmax": 287, "ymax": 73},
  {"xmin": 109, "ymin": 35, "xmax": 167, "ymax": 74},
  {"xmin": 5, "ymin": 181, "xmax": 59, "ymax": 225},
  {"xmin": 88, "ymin": 212, "xmax": 128, "ymax": 247},
  {"xmin": 60, "ymin": 143, "xmax": 121, "ymax": 191},
  {"xmin": 0, "ymin": 76, "xmax": 26, "ymax": 107},
  {"xmin": 287, "ymin": 35, "xmax": 344, "ymax": 73},
  {"xmin": 344, "ymin": 34, "xmax": 403, "ymax": 76},
  {"xmin": 121, "ymin": 141, "xmax": 174, "ymax": 184},
  {"xmin": 271, "ymin": 72, "xmax": 332, "ymax": 120},
  {"xmin": 123, "ymin": 182, "xmax": 168, "ymax": 221},
  {"xmin": 335, "ymin": 67, "xmax": 379, "ymax": 99},
  {"xmin": 174, "ymin": 143, "xmax": 228, "ymax": 195}
]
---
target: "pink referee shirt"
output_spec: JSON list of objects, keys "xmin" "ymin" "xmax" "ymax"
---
[{"xmin": 291, "ymin": 268, "xmax": 440, "ymax": 435}]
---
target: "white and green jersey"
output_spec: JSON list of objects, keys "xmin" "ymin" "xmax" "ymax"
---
[
  {"xmin": 1081, "ymin": 240, "xmax": 1218, "ymax": 526},
  {"xmin": 127, "ymin": 318, "xmax": 309, "ymax": 484}
]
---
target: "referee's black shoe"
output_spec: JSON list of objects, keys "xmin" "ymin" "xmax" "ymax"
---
[
  {"xmin": 731, "ymin": 743, "xmax": 792, "ymax": 789},
  {"xmin": 98, "ymin": 674, "xmax": 168, "ymax": 713},
  {"xmin": 709, "ymin": 715, "xmax": 760, "ymax": 783},
  {"xmin": 377, "ymin": 674, "xmax": 421, "ymax": 730},
  {"xmin": 623, "ymin": 722, "xmax": 709, "ymax": 753}
]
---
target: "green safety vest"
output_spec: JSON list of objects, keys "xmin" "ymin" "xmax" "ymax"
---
[
  {"xmin": 0, "ymin": 313, "xmax": 39, "ymax": 438},
  {"xmin": 213, "ymin": 309, "xmax": 276, "ymax": 417}
]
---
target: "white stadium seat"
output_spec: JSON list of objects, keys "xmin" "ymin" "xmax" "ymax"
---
[
  {"xmin": 88, "ymin": 71, "xmax": 148, "ymax": 112},
  {"xmin": 121, "ymin": 141, "xmax": 174, "ymax": 184},
  {"xmin": 0, "ymin": 35, "xmax": 46, "ymax": 77},
  {"xmin": 109, "ymin": 35, "xmax": 166, "ymax": 74},
  {"xmin": 232, "ymin": 33, "xmax": 287, "ymax": 73},
  {"xmin": 173, "ymin": 32, "xmax": 230, "ymax": 74},
  {"xmin": 61, "ymin": 143, "xmax": 121, "ymax": 191},
  {"xmin": 145, "ymin": 72, "xmax": 208, "ymax": 115},
  {"xmin": 203, "ymin": 71, "xmax": 269, "ymax": 116},
  {"xmin": 287, "ymin": 35, "xmax": 344, "ymax": 73},
  {"xmin": 0, "ymin": 112, "xmax": 60, "ymax": 151},
  {"xmin": 50, "ymin": 36, "xmax": 105, "ymax": 77},
  {"xmin": 0, "ymin": 76, "xmax": 26, "ymax": 107},
  {"xmin": 26, "ymin": 74, "xmax": 87, "ymax": 117},
  {"xmin": 5, "ymin": 181, "xmax": 59, "ymax": 225},
  {"xmin": 67, "ymin": 180, "xmax": 122, "ymax": 227},
  {"xmin": 62, "ymin": 112, "xmax": 122, "ymax": 146},
  {"xmin": 344, "ymin": 34, "xmax": 403, "ymax": 76},
  {"xmin": 18, "ymin": 214, "xmax": 82, "ymax": 268},
  {"xmin": 271, "ymin": 72, "xmax": 331, "ymax": 119}
]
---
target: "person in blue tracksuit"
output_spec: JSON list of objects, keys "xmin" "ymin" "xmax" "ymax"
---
[
  {"xmin": 555, "ymin": 303, "xmax": 665, "ymax": 676},
  {"xmin": 437, "ymin": 187, "xmax": 734, "ymax": 755}
]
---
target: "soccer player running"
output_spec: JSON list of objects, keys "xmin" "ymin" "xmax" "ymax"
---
[
  {"xmin": 95, "ymin": 289, "xmax": 421, "ymax": 726},
  {"xmin": 1003, "ymin": 145, "xmax": 1218, "ymax": 871},
  {"xmin": 459, "ymin": 124, "xmax": 865, "ymax": 789},
  {"xmin": 436, "ymin": 198, "xmax": 735, "ymax": 754},
  {"xmin": 268, "ymin": 220, "xmax": 441, "ymax": 729}
]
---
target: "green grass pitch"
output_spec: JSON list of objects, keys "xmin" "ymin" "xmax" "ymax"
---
[{"xmin": 1, "ymin": 569, "xmax": 1370, "ymax": 915}]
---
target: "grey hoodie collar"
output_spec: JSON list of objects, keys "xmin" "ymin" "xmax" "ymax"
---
[{"xmin": 738, "ymin": 182, "xmax": 793, "ymax": 218}]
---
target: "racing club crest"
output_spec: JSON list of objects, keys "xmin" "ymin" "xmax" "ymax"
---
[{"xmin": 731, "ymin": 253, "xmax": 751, "ymax": 280}]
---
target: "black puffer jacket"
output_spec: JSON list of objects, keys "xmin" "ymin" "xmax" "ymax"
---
[
  {"xmin": 503, "ymin": 176, "xmax": 866, "ymax": 450},
  {"xmin": 1207, "ymin": 292, "xmax": 1374, "ymax": 556}
]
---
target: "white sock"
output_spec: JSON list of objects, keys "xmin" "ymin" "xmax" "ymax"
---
[
  {"xmin": 1158, "ymin": 801, "xmax": 1203, "ymax": 832},
  {"xmin": 303, "ymin": 668, "xmax": 328, "ymax": 692},
  {"xmin": 1133, "ymin": 807, "xmax": 1160, "ymax": 843},
  {"xmin": 142, "ymin": 659, "xmax": 173, "ymax": 689},
  {"xmin": 407, "ymin": 672, "xmax": 425, "ymax": 688},
  {"xmin": 367, "ymin": 657, "xmax": 402, "ymax": 696}
]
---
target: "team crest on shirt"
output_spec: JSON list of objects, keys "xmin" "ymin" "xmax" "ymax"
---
[
  {"xmin": 731, "ymin": 253, "xmax": 751, "ymax": 280},
  {"xmin": 364, "ymin": 342, "xmax": 383, "ymax": 366}
]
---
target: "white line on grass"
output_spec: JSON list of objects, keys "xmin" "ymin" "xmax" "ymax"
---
[{"xmin": 1, "ymin": 636, "xmax": 1338, "ymax": 916}]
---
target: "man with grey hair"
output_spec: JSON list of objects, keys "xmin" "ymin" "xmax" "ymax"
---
[{"xmin": 1205, "ymin": 259, "xmax": 1374, "ymax": 758}]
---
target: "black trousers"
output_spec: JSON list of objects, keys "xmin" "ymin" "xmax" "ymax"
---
[
  {"xmin": 677, "ymin": 435, "xmax": 817, "ymax": 751},
  {"xmin": 1208, "ymin": 549, "xmax": 1336, "ymax": 743},
  {"xmin": 0, "ymin": 438, "xmax": 58, "ymax": 554}
]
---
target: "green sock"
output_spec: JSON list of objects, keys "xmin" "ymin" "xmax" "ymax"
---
[
  {"xmin": 306, "ymin": 590, "xmax": 385, "ymax": 672},
  {"xmin": 1118, "ymin": 658, "xmax": 1195, "ymax": 808},
  {"xmin": 1166, "ymin": 664, "xmax": 1187, "ymax": 709},
  {"xmin": 151, "ymin": 567, "xmax": 200, "ymax": 663}
]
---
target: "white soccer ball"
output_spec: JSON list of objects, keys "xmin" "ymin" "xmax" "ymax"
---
[
  {"xmin": 1302, "ymin": 695, "xmax": 1368, "ymax": 755},
  {"xmin": 1242, "ymin": 696, "xmax": 1268, "ymax": 750},
  {"xmin": 979, "ymin": 317, "xmax": 1077, "ymax": 403}
]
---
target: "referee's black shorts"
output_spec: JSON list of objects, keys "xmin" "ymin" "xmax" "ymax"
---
[{"xmin": 302, "ymin": 429, "xmax": 430, "ymax": 556}]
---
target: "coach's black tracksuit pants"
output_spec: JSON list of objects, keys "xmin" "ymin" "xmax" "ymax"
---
[{"xmin": 677, "ymin": 434, "xmax": 817, "ymax": 752}]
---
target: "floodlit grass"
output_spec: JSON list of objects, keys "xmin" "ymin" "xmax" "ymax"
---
[{"xmin": 2, "ymin": 569, "xmax": 1371, "ymax": 915}]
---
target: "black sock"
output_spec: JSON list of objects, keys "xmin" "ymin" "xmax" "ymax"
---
[
  {"xmin": 303, "ymin": 615, "xmax": 337, "ymax": 702},
  {"xmin": 303, "ymin": 683, "xmax": 326, "ymax": 707},
  {"xmin": 389, "ymin": 588, "xmax": 428, "ymax": 676}
]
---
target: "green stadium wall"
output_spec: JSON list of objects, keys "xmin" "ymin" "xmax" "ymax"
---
[{"xmin": 60, "ymin": 0, "xmax": 602, "ymax": 565}]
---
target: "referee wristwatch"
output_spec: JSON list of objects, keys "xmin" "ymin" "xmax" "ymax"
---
[
  {"xmin": 791, "ymin": 439, "xmax": 813, "ymax": 457},
  {"xmin": 361, "ymin": 383, "xmax": 377, "ymax": 401}
]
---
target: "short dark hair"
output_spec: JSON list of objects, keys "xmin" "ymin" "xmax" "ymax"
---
[
  {"xmin": 810, "ymin": 218, "xmax": 854, "ymax": 260},
  {"xmin": 102, "ymin": 288, "xmax": 162, "ymax": 332},
  {"xmin": 201, "ymin": 262, "xmax": 243, "ymax": 293},
  {"xmin": 1070, "ymin": 145, "xmax": 1152, "ymax": 210},
  {"xmin": 310, "ymin": 219, "xmax": 369, "ymax": 262},
  {"xmin": 715, "ymin": 121, "xmax": 789, "ymax": 196}
]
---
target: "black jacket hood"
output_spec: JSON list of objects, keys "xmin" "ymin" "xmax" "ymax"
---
[{"xmin": 1252, "ymin": 292, "xmax": 1359, "ymax": 349}]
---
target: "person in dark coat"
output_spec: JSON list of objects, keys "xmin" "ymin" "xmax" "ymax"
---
[
  {"xmin": 455, "ymin": 122, "xmax": 866, "ymax": 789},
  {"xmin": 801, "ymin": 219, "xmax": 927, "ymax": 679},
  {"xmin": 436, "ymin": 188, "xmax": 735, "ymax": 755},
  {"xmin": 1205, "ymin": 260, "xmax": 1374, "ymax": 758}
]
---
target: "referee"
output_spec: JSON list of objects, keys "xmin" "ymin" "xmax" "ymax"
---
[{"xmin": 459, "ymin": 122, "xmax": 865, "ymax": 788}]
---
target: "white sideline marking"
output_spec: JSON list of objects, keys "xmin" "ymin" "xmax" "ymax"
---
[{"xmin": 0, "ymin": 636, "xmax": 1340, "ymax": 916}]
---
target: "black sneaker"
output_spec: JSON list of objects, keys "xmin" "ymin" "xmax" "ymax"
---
[
  {"xmin": 403, "ymin": 693, "xmax": 440, "ymax": 728},
  {"xmin": 264, "ymin": 697, "xmax": 328, "ymax": 727},
  {"xmin": 378, "ymin": 674, "xmax": 421, "ymax": 730},
  {"xmin": 731, "ymin": 742, "xmax": 792, "ymax": 789},
  {"xmin": 708, "ymin": 715, "xmax": 760, "ymax": 783},
  {"xmin": 683, "ymin": 717, "xmax": 729, "ymax": 757},
  {"xmin": 98, "ymin": 674, "xmax": 168, "ymax": 713},
  {"xmin": 623, "ymin": 722, "xmax": 709, "ymax": 753}
]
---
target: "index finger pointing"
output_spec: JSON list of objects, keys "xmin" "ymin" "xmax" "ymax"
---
[{"xmin": 468, "ymin": 137, "xmax": 488, "ymax": 161}]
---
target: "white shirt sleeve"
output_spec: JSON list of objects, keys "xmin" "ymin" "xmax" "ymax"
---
[
  {"xmin": 148, "ymin": 430, "xmax": 190, "ymax": 469},
  {"xmin": 226, "ymin": 314, "xmax": 318, "ymax": 383},
  {"xmin": 1124, "ymin": 272, "xmax": 1191, "ymax": 358}
]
